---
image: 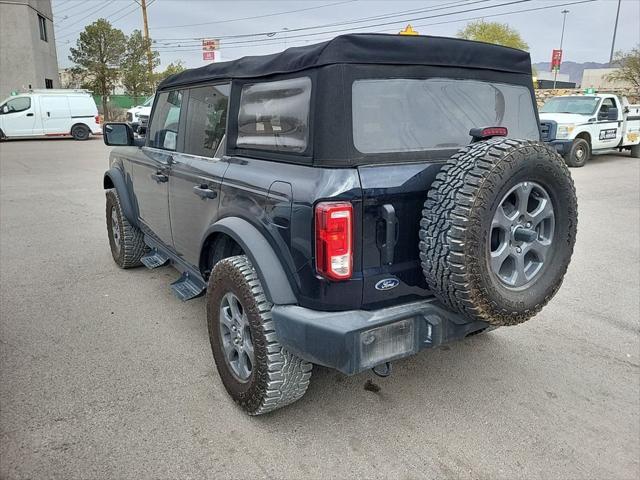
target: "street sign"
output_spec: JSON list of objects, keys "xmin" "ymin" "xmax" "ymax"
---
[
  {"xmin": 551, "ymin": 49, "xmax": 563, "ymax": 71},
  {"xmin": 203, "ymin": 51, "xmax": 215, "ymax": 61},
  {"xmin": 202, "ymin": 39, "xmax": 220, "ymax": 51},
  {"xmin": 399, "ymin": 24, "xmax": 419, "ymax": 35}
]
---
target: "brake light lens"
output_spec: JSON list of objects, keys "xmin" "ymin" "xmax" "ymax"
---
[
  {"xmin": 95, "ymin": 114, "xmax": 101, "ymax": 124},
  {"xmin": 469, "ymin": 126, "xmax": 508, "ymax": 140},
  {"xmin": 480, "ymin": 126, "xmax": 508, "ymax": 137},
  {"xmin": 315, "ymin": 202, "xmax": 353, "ymax": 280}
]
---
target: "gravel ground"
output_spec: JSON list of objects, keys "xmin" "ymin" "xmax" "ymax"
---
[{"xmin": 1, "ymin": 138, "xmax": 638, "ymax": 479}]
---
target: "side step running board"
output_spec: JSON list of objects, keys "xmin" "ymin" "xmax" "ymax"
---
[
  {"xmin": 141, "ymin": 249, "xmax": 170, "ymax": 269},
  {"xmin": 170, "ymin": 272, "xmax": 205, "ymax": 301}
]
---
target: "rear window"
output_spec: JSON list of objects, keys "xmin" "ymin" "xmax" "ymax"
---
[
  {"xmin": 352, "ymin": 78, "xmax": 539, "ymax": 154},
  {"xmin": 236, "ymin": 77, "xmax": 311, "ymax": 153}
]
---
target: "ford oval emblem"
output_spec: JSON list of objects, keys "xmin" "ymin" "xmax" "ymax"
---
[{"xmin": 375, "ymin": 278, "xmax": 400, "ymax": 291}]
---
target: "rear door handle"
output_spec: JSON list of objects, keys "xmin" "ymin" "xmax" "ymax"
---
[
  {"xmin": 151, "ymin": 172, "xmax": 168, "ymax": 183},
  {"xmin": 193, "ymin": 184, "xmax": 217, "ymax": 199},
  {"xmin": 381, "ymin": 204, "xmax": 398, "ymax": 265},
  {"xmin": 26, "ymin": 113, "xmax": 34, "ymax": 117}
]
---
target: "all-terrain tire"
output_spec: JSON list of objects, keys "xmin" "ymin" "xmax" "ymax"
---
[
  {"xmin": 564, "ymin": 137, "xmax": 590, "ymax": 167},
  {"xmin": 105, "ymin": 189, "xmax": 146, "ymax": 268},
  {"xmin": 631, "ymin": 144, "xmax": 640, "ymax": 158},
  {"xmin": 419, "ymin": 138, "xmax": 578, "ymax": 326},
  {"xmin": 71, "ymin": 124, "xmax": 91, "ymax": 141},
  {"xmin": 207, "ymin": 256, "xmax": 312, "ymax": 415}
]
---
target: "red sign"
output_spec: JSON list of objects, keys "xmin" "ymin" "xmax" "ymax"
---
[
  {"xmin": 202, "ymin": 39, "xmax": 220, "ymax": 51},
  {"xmin": 203, "ymin": 51, "xmax": 215, "ymax": 61},
  {"xmin": 551, "ymin": 49, "xmax": 563, "ymax": 71}
]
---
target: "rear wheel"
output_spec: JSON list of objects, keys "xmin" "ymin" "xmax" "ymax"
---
[
  {"xmin": 71, "ymin": 124, "xmax": 91, "ymax": 141},
  {"xmin": 564, "ymin": 138, "xmax": 590, "ymax": 167},
  {"xmin": 419, "ymin": 139, "xmax": 578, "ymax": 326},
  {"xmin": 207, "ymin": 255, "xmax": 312, "ymax": 415}
]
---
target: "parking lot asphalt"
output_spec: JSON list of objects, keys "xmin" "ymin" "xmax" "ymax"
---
[{"xmin": 0, "ymin": 138, "xmax": 638, "ymax": 479}]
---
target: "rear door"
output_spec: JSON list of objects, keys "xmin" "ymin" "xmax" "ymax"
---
[
  {"xmin": 130, "ymin": 89, "xmax": 184, "ymax": 245},
  {"xmin": 169, "ymin": 83, "xmax": 230, "ymax": 265},
  {"xmin": 40, "ymin": 95, "xmax": 71, "ymax": 134},
  {"xmin": 352, "ymin": 76, "xmax": 540, "ymax": 308}
]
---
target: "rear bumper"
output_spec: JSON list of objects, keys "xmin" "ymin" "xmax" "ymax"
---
[
  {"xmin": 546, "ymin": 139, "xmax": 573, "ymax": 155},
  {"xmin": 272, "ymin": 299, "xmax": 489, "ymax": 375}
]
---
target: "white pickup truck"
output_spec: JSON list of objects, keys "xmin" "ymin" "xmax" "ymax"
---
[{"xmin": 539, "ymin": 93, "xmax": 640, "ymax": 167}]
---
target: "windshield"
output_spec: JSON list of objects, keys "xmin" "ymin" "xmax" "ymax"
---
[
  {"xmin": 352, "ymin": 78, "xmax": 539, "ymax": 154},
  {"xmin": 142, "ymin": 96, "xmax": 154, "ymax": 107},
  {"xmin": 540, "ymin": 96, "xmax": 599, "ymax": 115}
]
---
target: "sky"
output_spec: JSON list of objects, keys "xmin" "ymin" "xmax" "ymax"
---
[{"xmin": 52, "ymin": 0, "xmax": 640, "ymax": 70}]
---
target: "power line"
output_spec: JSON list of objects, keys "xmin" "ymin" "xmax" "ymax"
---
[
  {"xmin": 150, "ymin": 0, "xmax": 359, "ymax": 30},
  {"xmin": 154, "ymin": 0, "xmax": 489, "ymax": 42},
  {"xmin": 55, "ymin": 0, "xmax": 140, "ymax": 41},
  {"xmin": 152, "ymin": 0, "xmax": 596, "ymax": 53},
  {"xmin": 154, "ymin": 0, "xmax": 532, "ymax": 48},
  {"xmin": 55, "ymin": 1, "xmax": 119, "ymax": 33},
  {"xmin": 53, "ymin": 0, "xmax": 86, "ymax": 17}
]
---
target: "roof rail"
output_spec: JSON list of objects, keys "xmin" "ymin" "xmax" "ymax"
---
[{"xmin": 26, "ymin": 89, "xmax": 93, "ymax": 94}]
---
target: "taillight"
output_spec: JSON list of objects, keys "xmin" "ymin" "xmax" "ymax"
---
[
  {"xmin": 95, "ymin": 114, "xmax": 101, "ymax": 124},
  {"xmin": 315, "ymin": 201, "xmax": 353, "ymax": 280}
]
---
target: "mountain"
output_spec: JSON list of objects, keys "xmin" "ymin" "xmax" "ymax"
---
[{"xmin": 532, "ymin": 61, "xmax": 611, "ymax": 85}]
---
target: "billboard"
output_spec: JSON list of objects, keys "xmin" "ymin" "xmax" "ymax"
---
[
  {"xmin": 202, "ymin": 39, "xmax": 220, "ymax": 51},
  {"xmin": 551, "ymin": 49, "xmax": 563, "ymax": 71},
  {"xmin": 203, "ymin": 51, "xmax": 215, "ymax": 61}
]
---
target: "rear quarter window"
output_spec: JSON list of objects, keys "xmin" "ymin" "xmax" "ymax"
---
[
  {"xmin": 352, "ymin": 78, "xmax": 539, "ymax": 154},
  {"xmin": 236, "ymin": 77, "xmax": 311, "ymax": 153}
]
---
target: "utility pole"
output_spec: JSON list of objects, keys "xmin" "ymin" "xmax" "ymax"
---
[
  {"xmin": 553, "ymin": 9, "xmax": 570, "ymax": 89},
  {"xmin": 609, "ymin": 0, "xmax": 622, "ymax": 64},
  {"xmin": 135, "ymin": 0, "xmax": 154, "ymax": 81}
]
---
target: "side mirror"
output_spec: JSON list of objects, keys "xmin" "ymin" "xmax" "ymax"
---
[
  {"xmin": 607, "ymin": 107, "xmax": 618, "ymax": 121},
  {"xmin": 103, "ymin": 122, "xmax": 134, "ymax": 146},
  {"xmin": 0, "ymin": 105, "xmax": 8, "ymax": 114},
  {"xmin": 137, "ymin": 125, "xmax": 147, "ymax": 137}
]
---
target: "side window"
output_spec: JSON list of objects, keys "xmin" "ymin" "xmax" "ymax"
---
[
  {"xmin": 149, "ymin": 90, "xmax": 183, "ymax": 150},
  {"xmin": 1, "ymin": 97, "xmax": 31, "ymax": 114},
  {"xmin": 183, "ymin": 84, "xmax": 230, "ymax": 158},
  {"xmin": 237, "ymin": 77, "xmax": 311, "ymax": 153},
  {"xmin": 38, "ymin": 14, "xmax": 47, "ymax": 42},
  {"xmin": 598, "ymin": 98, "xmax": 615, "ymax": 118}
]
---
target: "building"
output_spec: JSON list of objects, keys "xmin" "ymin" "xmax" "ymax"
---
[
  {"xmin": 534, "ymin": 71, "xmax": 575, "ymax": 89},
  {"xmin": 581, "ymin": 68, "xmax": 633, "ymax": 90},
  {"xmin": 0, "ymin": 0, "xmax": 60, "ymax": 99}
]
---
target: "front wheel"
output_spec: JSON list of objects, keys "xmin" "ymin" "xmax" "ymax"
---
[
  {"xmin": 105, "ymin": 189, "xmax": 146, "ymax": 268},
  {"xmin": 631, "ymin": 144, "xmax": 640, "ymax": 158},
  {"xmin": 207, "ymin": 255, "xmax": 312, "ymax": 415},
  {"xmin": 564, "ymin": 138, "xmax": 590, "ymax": 167}
]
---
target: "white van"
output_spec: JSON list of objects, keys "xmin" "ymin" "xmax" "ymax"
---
[{"xmin": 0, "ymin": 89, "xmax": 102, "ymax": 141}]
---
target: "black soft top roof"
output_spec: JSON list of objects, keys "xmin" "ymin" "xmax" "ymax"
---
[{"xmin": 158, "ymin": 33, "xmax": 532, "ymax": 90}]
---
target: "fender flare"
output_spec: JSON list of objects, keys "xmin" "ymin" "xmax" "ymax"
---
[
  {"xmin": 205, "ymin": 217, "xmax": 297, "ymax": 305},
  {"xmin": 103, "ymin": 167, "xmax": 138, "ymax": 226}
]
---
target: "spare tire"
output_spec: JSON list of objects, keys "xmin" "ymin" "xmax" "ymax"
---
[{"xmin": 419, "ymin": 138, "xmax": 578, "ymax": 326}]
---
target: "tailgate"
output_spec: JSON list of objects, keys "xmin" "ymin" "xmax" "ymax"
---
[{"xmin": 357, "ymin": 161, "xmax": 445, "ymax": 309}]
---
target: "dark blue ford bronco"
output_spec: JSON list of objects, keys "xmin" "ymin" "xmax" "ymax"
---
[{"xmin": 103, "ymin": 34, "xmax": 578, "ymax": 415}]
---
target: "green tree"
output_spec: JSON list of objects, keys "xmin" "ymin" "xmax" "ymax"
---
[
  {"xmin": 122, "ymin": 30, "xmax": 159, "ymax": 104},
  {"xmin": 154, "ymin": 61, "xmax": 187, "ymax": 84},
  {"xmin": 457, "ymin": 20, "xmax": 529, "ymax": 51},
  {"xmin": 69, "ymin": 19, "xmax": 126, "ymax": 120},
  {"xmin": 607, "ymin": 46, "xmax": 640, "ymax": 89}
]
